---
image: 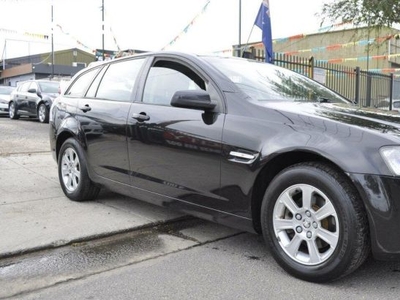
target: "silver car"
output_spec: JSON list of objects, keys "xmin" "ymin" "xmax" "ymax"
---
[{"xmin": 0, "ymin": 86, "xmax": 15, "ymax": 115}]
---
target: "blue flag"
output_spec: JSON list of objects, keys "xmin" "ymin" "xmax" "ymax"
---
[{"xmin": 254, "ymin": 0, "xmax": 273, "ymax": 63}]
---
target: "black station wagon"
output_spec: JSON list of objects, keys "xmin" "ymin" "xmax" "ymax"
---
[{"xmin": 50, "ymin": 51, "xmax": 400, "ymax": 282}]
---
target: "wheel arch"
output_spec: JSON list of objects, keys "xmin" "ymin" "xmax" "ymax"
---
[
  {"xmin": 250, "ymin": 150, "xmax": 366, "ymax": 234},
  {"xmin": 55, "ymin": 119, "xmax": 86, "ymax": 162}
]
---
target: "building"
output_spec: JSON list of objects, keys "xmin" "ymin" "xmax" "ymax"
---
[
  {"xmin": 0, "ymin": 48, "xmax": 96, "ymax": 86},
  {"xmin": 236, "ymin": 26, "xmax": 400, "ymax": 73}
]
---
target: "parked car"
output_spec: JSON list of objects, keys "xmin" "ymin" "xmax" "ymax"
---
[
  {"xmin": 0, "ymin": 85, "xmax": 15, "ymax": 115},
  {"xmin": 9, "ymin": 80, "xmax": 60, "ymax": 123},
  {"xmin": 50, "ymin": 52, "xmax": 400, "ymax": 283},
  {"xmin": 376, "ymin": 99, "xmax": 400, "ymax": 112}
]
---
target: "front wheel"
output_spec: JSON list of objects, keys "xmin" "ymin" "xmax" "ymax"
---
[
  {"xmin": 9, "ymin": 102, "xmax": 19, "ymax": 119},
  {"xmin": 261, "ymin": 162, "xmax": 370, "ymax": 282},
  {"xmin": 58, "ymin": 138, "xmax": 100, "ymax": 201},
  {"xmin": 38, "ymin": 103, "xmax": 49, "ymax": 123}
]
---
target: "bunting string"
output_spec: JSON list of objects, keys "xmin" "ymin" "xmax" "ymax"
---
[
  {"xmin": 275, "ymin": 35, "xmax": 394, "ymax": 56},
  {"xmin": 55, "ymin": 24, "xmax": 93, "ymax": 52},
  {"xmin": 0, "ymin": 27, "xmax": 49, "ymax": 40},
  {"xmin": 161, "ymin": 0, "xmax": 210, "ymax": 50}
]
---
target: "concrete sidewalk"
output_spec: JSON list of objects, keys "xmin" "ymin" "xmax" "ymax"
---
[{"xmin": 0, "ymin": 152, "xmax": 183, "ymax": 258}]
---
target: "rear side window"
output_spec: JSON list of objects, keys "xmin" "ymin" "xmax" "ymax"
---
[
  {"xmin": 95, "ymin": 58, "xmax": 145, "ymax": 102},
  {"xmin": 66, "ymin": 67, "xmax": 101, "ymax": 97}
]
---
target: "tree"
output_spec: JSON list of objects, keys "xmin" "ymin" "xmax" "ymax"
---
[{"xmin": 321, "ymin": 0, "xmax": 400, "ymax": 27}]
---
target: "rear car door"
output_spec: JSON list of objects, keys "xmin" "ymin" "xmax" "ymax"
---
[
  {"xmin": 127, "ymin": 56, "xmax": 226, "ymax": 209},
  {"xmin": 75, "ymin": 57, "xmax": 146, "ymax": 185}
]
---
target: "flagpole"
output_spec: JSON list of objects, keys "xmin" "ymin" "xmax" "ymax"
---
[{"xmin": 243, "ymin": 24, "xmax": 256, "ymax": 57}]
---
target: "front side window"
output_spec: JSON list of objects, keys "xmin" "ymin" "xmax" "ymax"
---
[
  {"xmin": 95, "ymin": 58, "xmax": 145, "ymax": 102},
  {"xmin": 19, "ymin": 82, "xmax": 31, "ymax": 92},
  {"xmin": 143, "ymin": 61, "xmax": 205, "ymax": 106}
]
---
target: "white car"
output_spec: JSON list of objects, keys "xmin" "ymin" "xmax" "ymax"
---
[{"xmin": 0, "ymin": 86, "xmax": 15, "ymax": 115}]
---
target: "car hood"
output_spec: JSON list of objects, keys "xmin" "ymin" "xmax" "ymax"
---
[
  {"xmin": 0, "ymin": 94, "xmax": 11, "ymax": 103},
  {"xmin": 262, "ymin": 101, "xmax": 400, "ymax": 138}
]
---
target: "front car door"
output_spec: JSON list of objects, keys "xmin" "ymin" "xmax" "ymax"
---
[
  {"xmin": 127, "ymin": 56, "xmax": 226, "ymax": 209},
  {"xmin": 14, "ymin": 81, "xmax": 33, "ymax": 115}
]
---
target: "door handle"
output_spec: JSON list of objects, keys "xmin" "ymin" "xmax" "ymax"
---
[
  {"xmin": 79, "ymin": 104, "xmax": 91, "ymax": 112},
  {"xmin": 132, "ymin": 112, "xmax": 150, "ymax": 122}
]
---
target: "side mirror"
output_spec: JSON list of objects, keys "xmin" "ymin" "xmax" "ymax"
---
[
  {"xmin": 28, "ymin": 88, "xmax": 37, "ymax": 94},
  {"xmin": 171, "ymin": 90, "xmax": 216, "ymax": 111}
]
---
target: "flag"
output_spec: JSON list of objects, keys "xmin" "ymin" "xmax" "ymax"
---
[{"xmin": 254, "ymin": 0, "xmax": 273, "ymax": 63}]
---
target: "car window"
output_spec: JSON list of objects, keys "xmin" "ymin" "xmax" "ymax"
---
[
  {"xmin": 19, "ymin": 82, "xmax": 31, "ymax": 92},
  {"xmin": 95, "ymin": 58, "xmax": 145, "ymax": 102},
  {"xmin": 66, "ymin": 67, "xmax": 101, "ymax": 97},
  {"xmin": 204, "ymin": 57, "xmax": 350, "ymax": 103},
  {"xmin": 143, "ymin": 61, "xmax": 205, "ymax": 106},
  {"xmin": 0, "ymin": 86, "xmax": 14, "ymax": 94},
  {"xmin": 29, "ymin": 82, "xmax": 38, "ymax": 92},
  {"xmin": 38, "ymin": 82, "xmax": 59, "ymax": 93}
]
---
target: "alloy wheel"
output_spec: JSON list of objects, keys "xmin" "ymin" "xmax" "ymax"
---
[
  {"xmin": 272, "ymin": 183, "xmax": 339, "ymax": 265},
  {"xmin": 61, "ymin": 147, "xmax": 81, "ymax": 193}
]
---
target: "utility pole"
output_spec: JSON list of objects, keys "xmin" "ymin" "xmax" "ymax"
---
[
  {"xmin": 51, "ymin": 0, "xmax": 54, "ymax": 78},
  {"xmin": 238, "ymin": 0, "xmax": 242, "ymax": 57},
  {"xmin": 102, "ymin": 0, "xmax": 105, "ymax": 61}
]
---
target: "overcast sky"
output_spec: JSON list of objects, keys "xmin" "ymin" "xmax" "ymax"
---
[{"xmin": 0, "ymin": 0, "xmax": 330, "ymax": 59}]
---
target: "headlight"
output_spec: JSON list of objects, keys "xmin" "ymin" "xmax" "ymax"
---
[{"xmin": 380, "ymin": 146, "xmax": 400, "ymax": 176}]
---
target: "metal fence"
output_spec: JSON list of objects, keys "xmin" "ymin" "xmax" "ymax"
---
[{"xmin": 246, "ymin": 51, "xmax": 398, "ymax": 110}]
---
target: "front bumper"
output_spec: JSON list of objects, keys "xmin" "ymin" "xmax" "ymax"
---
[{"xmin": 350, "ymin": 173, "xmax": 400, "ymax": 260}]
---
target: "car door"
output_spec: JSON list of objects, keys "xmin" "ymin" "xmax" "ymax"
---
[
  {"xmin": 26, "ymin": 81, "xmax": 40, "ymax": 115},
  {"xmin": 75, "ymin": 57, "xmax": 146, "ymax": 185},
  {"xmin": 14, "ymin": 82, "xmax": 32, "ymax": 114},
  {"xmin": 127, "ymin": 56, "xmax": 226, "ymax": 209}
]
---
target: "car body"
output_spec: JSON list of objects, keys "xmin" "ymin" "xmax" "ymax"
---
[
  {"xmin": 50, "ymin": 51, "xmax": 400, "ymax": 282},
  {"xmin": 9, "ymin": 80, "xmax": 59, "ymax": 123},
  {"xmin": 0, "ymin": 85, "xmax": 15, "ymax": 115}
]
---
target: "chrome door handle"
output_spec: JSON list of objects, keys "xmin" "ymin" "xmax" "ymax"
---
[
  {"xmin": 132, "ymin": 113, "xmax": 150, "ymax": 122},
  {"xmin": 79, "ymin": 104, "xmax": 91, "ymax": 112}
]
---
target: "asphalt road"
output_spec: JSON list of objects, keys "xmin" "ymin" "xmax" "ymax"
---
[
  {"xmin": 0, "ymin": 115, "xmax": 50, "ymax": 155},
  {"xmin": 1, "ymin": 116, "xmax": 400, "ymax": 300}
]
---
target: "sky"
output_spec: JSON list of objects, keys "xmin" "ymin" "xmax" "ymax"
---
[{"xmin": 0, "ymin": 0, "xmax": 332, "ymax": 59}]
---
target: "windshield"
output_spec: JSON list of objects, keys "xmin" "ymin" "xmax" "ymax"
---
[
  {"xmin": 38, "ymin": 82, "xmax": 59, "ymax": 93},
  {"xmin": 0, "ymin": 86, "xmax": 15, "ymax": 95},
  {"xmin": 204, "ymin": 57, "xmax": 350, "ymax": 104}
]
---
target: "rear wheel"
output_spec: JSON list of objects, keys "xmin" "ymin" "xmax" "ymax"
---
[
  {"xmin": 261, "ymin": 162, "xmax": 370, "ymax": 282},
  {"xmin": 38, "ymin": 103, "xmax": 49, "ymax": 123},
  {"xmin": 58, "ymin": 138, "xmax": 100, "ymax": 201},
  {"xmin": 9, "ymin": 102, "xmax": 19, "ymax": 119}
]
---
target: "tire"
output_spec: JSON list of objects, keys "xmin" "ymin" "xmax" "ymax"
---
[
  {"xmin": 58, "ymin": 138, "xmax": 100, "ymax": 201},
  {"xmin": 9, "ymin": 102, "xmax": 19, "ymax": 119},
  {"xmin": 38, "ymin": 103, "xmax": 49, "ymax": 123},
  {"xmin": 261, "ymin": 162, "xmax": 370, "ymax": 282}
]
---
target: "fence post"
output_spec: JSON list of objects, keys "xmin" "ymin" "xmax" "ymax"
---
[
  {"xmin": 309, "ymin": 56, "xmax": 314, "ymax": 79},
  {"xmin": 366, "ymin": 72, "xmax": 372, "ymax": 107},
  {"xmin": 355, "ymin": 67, "xmax": 360, "ymax": 106},
  {"xmin": 390, "ymin": 73, "xmax": 394, "ymax": 111}
]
